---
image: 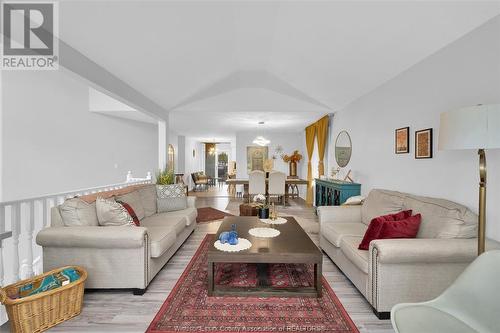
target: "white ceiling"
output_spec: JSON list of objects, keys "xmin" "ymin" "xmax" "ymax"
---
[{"xmin": 57, "ymin": 1, "xmax": 500, "ymax": 139}]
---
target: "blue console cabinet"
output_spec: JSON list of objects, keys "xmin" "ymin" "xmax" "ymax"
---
[{"xmin": 315, "ymin": 178, "xmax": 361, "ymax": 207}]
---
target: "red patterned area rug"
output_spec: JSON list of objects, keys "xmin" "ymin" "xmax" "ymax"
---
[
  {"xmin": 196, "ymin": 207, "xmax": 234, "ymax": 223},
  {"xmin": 146, "ymin": 235, "xmax": 359, "ymax": 333}
]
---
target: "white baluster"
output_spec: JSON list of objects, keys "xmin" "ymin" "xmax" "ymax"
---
[
  {"xmin": 0, "ymin": 205, "xmax": 5, "ymax": 286},
  {"xmin": 25, "ymin": 201, "xmax": 35, "ymax": 278},
  {"xmin": 11, "ymin": 203, "xmax": 21, "ymax": 281},
  {"xmin": 42, "ymin": 198, "xmax": 48, "ymax": 228},
  {"xmin": 126, "ymin": 171, "xmax": 132, "ymax": 182}
]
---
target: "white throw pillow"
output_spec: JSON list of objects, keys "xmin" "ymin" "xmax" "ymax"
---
[
  {"xmin": 59, "ymin": 198, "xmax": 99, "ymax": 227},
  {"xmin": 96, "ymin": 197, "xmax": 134, "ymax": 226},
  {"xmin": 343, "ymin": 195, "xmax": 366, "ymax": 206},
  {"xmin": 156, "ymin": 184, "xmax": 187, "ymax": 213}
]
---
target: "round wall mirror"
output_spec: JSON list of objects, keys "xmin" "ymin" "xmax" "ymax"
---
[{"xmin": 335, "ymin": 131, "xmax": 352, "ymax": 167}]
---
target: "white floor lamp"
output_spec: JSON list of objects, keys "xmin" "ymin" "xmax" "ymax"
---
[{"xmin": 439, "ymin": 104, "xmax": 500, "ymax": 255}]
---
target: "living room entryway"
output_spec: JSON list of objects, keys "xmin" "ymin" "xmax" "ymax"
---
[{"xmin": 189, "ymin": 142, "xmax": 235, "ymax": 198}]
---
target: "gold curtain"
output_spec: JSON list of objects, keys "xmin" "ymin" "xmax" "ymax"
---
[
  {"xmin": 305, "ymin": 124, "xmax": 316, "ymax": 205},
  {"xmin": 315, "ymin": 115, "xmax": 329, "ymax": 177}
]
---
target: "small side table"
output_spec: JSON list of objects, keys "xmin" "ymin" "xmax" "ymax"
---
[{"xmin": 175, "ymin": 173, "xmax": 189, "ymax": 196}]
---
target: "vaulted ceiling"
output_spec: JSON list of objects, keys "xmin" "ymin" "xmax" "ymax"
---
[{"xmin": 58, "ymin": 1, "xmax": 500, "ymax": 140}]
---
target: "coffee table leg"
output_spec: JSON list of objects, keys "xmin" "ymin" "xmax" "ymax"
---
[
  {"xmin": 257, "ymin": 263, "xmax": 270, "ymax": 287},
  {"xmin": 314, "ymin": 261, "xmax": 322, "ymax": 297},
  {"xmin": 208, "ymin": 261, "xmax": 214, "ymax": 296}
]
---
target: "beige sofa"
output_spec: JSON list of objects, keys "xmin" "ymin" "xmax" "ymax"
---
[
  {"xmin": 318, "ymin": 189, "xmax": 494, "ymax": 319},
  {"xmin": 36, "ymin": 184, "xmax": 196, "ymax": 294}
]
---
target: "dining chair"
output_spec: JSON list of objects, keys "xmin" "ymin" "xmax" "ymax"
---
[
  {"xmin": 236, "ymin": 184, "xmax": 244, "ymax": 198},
  {"xmin": 268, "ymin": 171, "xmax": 286, "ymax": 206},
  {"xmin": 391, "ymin": 250, "xmax": 500, "ymax": 333},
  {"xmin": 248, "ymin": 170, "xmax": 266, "ymax": 203},
  {"xmin": 227, "ymin": 174, "xmax": 236, "ymax": 196}
]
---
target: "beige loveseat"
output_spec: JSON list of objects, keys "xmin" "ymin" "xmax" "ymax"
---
[
  {"xmin": 36, "ymin": 184, "xmax": 196, "ymax": 294},
  {"xmin": 318, "ymin": 189, "xmax": 498, "ymax": 319}
]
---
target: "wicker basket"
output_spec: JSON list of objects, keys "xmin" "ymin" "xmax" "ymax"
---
[{"xmin": 0, "ymin": 266, "xmax": 87, "ymax": 333}]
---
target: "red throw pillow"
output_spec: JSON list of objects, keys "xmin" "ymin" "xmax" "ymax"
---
[
  {"xmin": 378, "ymin": 214, "xmax": 421, "ymax": 239},
  {"xmin": 358, "ymin": 210, "xmax": 413, "ymax": 250},
  {"xmin": 116, "ymin": 200, "xmax": 140, "ymax": 226}
]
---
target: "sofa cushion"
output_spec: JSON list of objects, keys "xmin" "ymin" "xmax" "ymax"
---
[
  {"xmin": 59, "ymin": 198, "xmax": 99, "ymax": 227},
  {"xmin": 116, "ymin": 191, "xmax": 145, "ymax": 220},
  {"xmin": 157, "ymin": 207, "xmax": 197, "ymax": 227},
  {"xmin": 340, "ymin": 236, "xmax": 369, "ymax": 274},
  {"xmin": 321, "ymin": 223, "xmax": 367, "ymax": 247},
  {"xmin": 146, "ymin": 226, "xmax": 177, "ymax": 258},
  {"xmin": 361, "ymin": 189, "xmax": 405, "ymax": 225},
  {"xmin": 403, "ymin": 195, "xmax": 477, "ymax": 238},
  {"xmin": 137, "ymin": 185, "xmax": 157, "ymax": 218},
  {"xmin": 141, "ymin": 214, "xmax": 186, "ymax": 236}
]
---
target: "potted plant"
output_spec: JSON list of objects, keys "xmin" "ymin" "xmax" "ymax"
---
[
  {"xmin": 282, "ymin": 150, "xmax": 303, "ymax": 178},
  {"xmin": 156, "ymin": 168, "xmax": 175, "ymax": 186},
  {"xmin": 156, "ymin": 167, "xmax": 188, "ymax": 213},
  {"xmin": 253, "ymin": 194, "xmax": 269, "ymax": 219}
]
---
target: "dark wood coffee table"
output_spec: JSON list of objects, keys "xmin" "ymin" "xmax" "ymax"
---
[{"xmin": 207, "ymin": 216, "xmax": 322, "ymax": 297}]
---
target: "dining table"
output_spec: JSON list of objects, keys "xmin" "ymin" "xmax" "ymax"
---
[{"xmin": 226, "ymin": 177, "xmax": 308, "ymax": 204}]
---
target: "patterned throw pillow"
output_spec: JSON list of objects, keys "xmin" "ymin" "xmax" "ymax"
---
[
  {"xmin": 116, "ymin": 200, "xmax": 140, "ymax": 226},
  {"xmin": 96, "ymin": 197, "xmax": 134, "ymax": 226},
  {"xmin": 156, "ymin": 184, "xmax": 187, "ymax": 213}
]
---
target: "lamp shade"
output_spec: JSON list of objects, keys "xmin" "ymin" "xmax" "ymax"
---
[{"xmin": 438, "ymin": 104, "xmax": 500, "ymax": 150}]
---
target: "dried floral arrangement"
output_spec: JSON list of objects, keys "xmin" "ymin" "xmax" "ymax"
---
[{"xmin": 282, "ymin": 150, "xmax": 303, "ymax": 163}]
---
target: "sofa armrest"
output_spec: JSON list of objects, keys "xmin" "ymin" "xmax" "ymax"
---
[
  {"xmin": 318, "ymin": 205, "xmax": 362, "ymax": 225},
  {"xmin": 370, "ymin": 238, "xmax": 477, "ymax": 264},
  {"xmin": 36, "ymin": 226, "xmax": 147, "ymax": 249},
  {"xmin": 187, "ymin": 196, "xmax": 196, "ymax": 208}
]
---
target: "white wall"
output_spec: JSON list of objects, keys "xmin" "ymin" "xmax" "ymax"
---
[
  {"xmin": 0, "ymin": 71, "xmax": 3, "ymax": 201},
  {"xmin": 1, "ymin": 69, "xmax": 158, "ymax": 201},
  {"xmin": 329, "ymin": 17, "xmax": 500, "ymax": 240},
  {"xmin": 177, "ymin": 135, "xmax": 186, "ymax": 173},
  {"xmin": 236, "ymin": 131, "xmax": 305, "ymax": 179}
]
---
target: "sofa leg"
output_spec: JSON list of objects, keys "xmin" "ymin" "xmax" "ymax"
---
[
  {"xmin": 133, "ymin": 288, "xmax": 146, "ymax": 295},
  {"xmin": 372, "ymin": 308, "xmax": 390, "ymax": 320}
]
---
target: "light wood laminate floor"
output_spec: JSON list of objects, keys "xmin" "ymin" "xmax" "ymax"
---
[{"xmin": 1, "ymin": 195, "xmax": 394, "ymax": 333}]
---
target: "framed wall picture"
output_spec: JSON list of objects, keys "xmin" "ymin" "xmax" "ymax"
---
[
  {"xmin": 395, "ymin": 127, "xmax": 409, "ymax": 154},
  {"xmin": 415, "ymin": 128, "xmax": 433, "ymax": 159},
  {"xmin": 246, "ymin": 146, "xmax": 268, "ymax": 173}
]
